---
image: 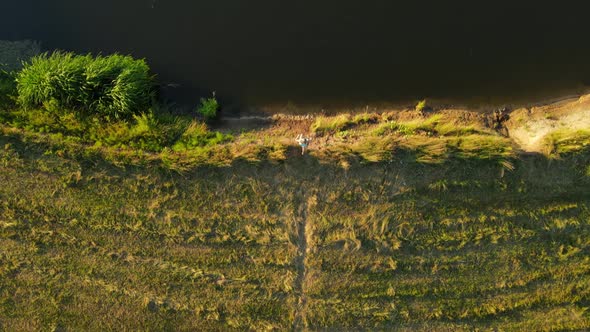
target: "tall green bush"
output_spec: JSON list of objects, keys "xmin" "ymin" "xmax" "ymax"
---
[{"xmin": 16, "ymin": 52, "xmax": 154, "ymax": 119}]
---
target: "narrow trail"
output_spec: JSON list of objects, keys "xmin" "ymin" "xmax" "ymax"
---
[{"xmin": 293, "ymin": 189, "xmax": 313, "ymax": 330}]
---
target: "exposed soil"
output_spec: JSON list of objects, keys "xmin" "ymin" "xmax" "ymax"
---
[
  {"xmin": 217, "ymin": 93, "xmax": 590, "ymax": 157},
  {"xmin": 505, "ymin": 95, "xmax": 590, "ymax": 152}
]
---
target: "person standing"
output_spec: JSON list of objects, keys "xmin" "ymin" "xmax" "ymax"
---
[{"xmin": 296, "ymin": 134, "xmax": 311, "ymax": 155}]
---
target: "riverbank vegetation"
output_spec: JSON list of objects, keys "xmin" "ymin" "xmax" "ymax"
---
[
  {"xmin": 16, "ymin": 52, "xmax": 154, "ymax": 119},
  {"xmin": 0, "ymin": 51, "xmax": 234, "ymax": 160},
  {"xmin": 1, "ymin": 50, "xmax": 586, "ymax": 169},
  {"xmin": 1, "ymin": 49, "xmax": 590, "ymax": 330}
]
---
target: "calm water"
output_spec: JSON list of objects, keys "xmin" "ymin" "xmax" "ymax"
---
[{"xmin": 2, "ymin": 1, "xmax": 590, "ymax": 107}]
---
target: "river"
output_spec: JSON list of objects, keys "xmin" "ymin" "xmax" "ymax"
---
[{"xmin": 2, "ymin": 1, "xmax": 590, "ymax": 108}]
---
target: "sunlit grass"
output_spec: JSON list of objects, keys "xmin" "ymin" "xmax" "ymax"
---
[
  {"xmin": 447, "ymin": 134, "xmax": 514, "ymax": 161},
  {"xmin": 543, "ymin": 129, "xmax": 590, "ymax": 157},
  {"xmin": 372, "ymin": 114, "xmax": 489, "ymax": 137},
  {"xmin": 311, "ymin": 114, "xmax": 352, "ymax": 134},
  {"xmin": 172, "ymin": 121, "xmax": 232, "ymax": 152},
  {"xmin": 311, "ymin": 112, "xmax": 380, "ymax": 135}
]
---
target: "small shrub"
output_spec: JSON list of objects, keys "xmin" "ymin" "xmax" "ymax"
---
[
  {"xmin": 196, "ymin": 97, "xmax": 219, "ymax": 121},
  {"xmin": 16, "ymin": 52, "xmax": 89, "ymax": 108},
  {"xmin": 416, "ymin": 99, "xmax": 427, "ymax": 112},
  {"xmin": 105, "ymin": 59, "xmax": 154, "ymax": 119}
]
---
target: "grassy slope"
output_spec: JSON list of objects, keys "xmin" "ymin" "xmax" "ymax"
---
[{"xmin": 1, "ymin": 111, "xmax": 590, "ymax": 330}]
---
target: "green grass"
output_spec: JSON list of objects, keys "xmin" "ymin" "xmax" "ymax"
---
[
  {"xmin": 0, "ymin": 107, "xmax": 515, "ymax": 170},
  {"xmin": 311, "ymin": 114, "xmax": 353, "ymax": 134},
  {"xmin": 415, "ymin": 99, "xmax": 427, "ymax": 112},
  {"xmin": 372, "ymin": 115, "xmax": 489, "ymax": 138},
  {"xmin": 1, "ymin": 100, "xmax": 590, "ymax": 330},
  {"xmin": 302, "ymin": 155, "xmax": 590, "ymax": 330},
  {"xmin": 372, "ymin": 116, "xmax": 441, "ymax": 136},
  {"xmin": 0, "ymin": 131, "xmax": 589, "ymax": 330},
  {"xmin": 311, "ymin": 112, "xmax": 379, "ymax": 135},
  {"xmin": 16, "ymin": 52, "xmax": 154, "ymax": 119},
  {"xmin": 0, "ymin": 103, "xmax": 234, "ymax": 156},
  {"xmin": 0, "ymin": 137, "xmax": 299, "ymax": 330},
  {"xmin": 89, "ymin": 112, "xmax": 173, "ymax": 151},
  {"xmin": 172, "ymin": 121, "xmax": 232, "ymax": 151},
  {"xmin": 543, "ymin": 129, "xmax": 590, "ymax": 157},
  {"xmin": 318, "ymin": 121, "xmax": 512, "ymax": 166}
]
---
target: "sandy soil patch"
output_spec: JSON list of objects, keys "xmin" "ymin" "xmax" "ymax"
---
[{"xmin": 506, "ymin": 95, "xmax": 590, "ymax": 152}]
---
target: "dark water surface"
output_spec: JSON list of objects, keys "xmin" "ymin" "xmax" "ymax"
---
[{"xmin": 2, "ymin": 1, "xmax": 590, "ymax": 107}]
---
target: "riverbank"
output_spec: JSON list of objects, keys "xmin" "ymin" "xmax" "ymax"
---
[{"xmin": 2, "ymin": 93, "xmax": 590, "ymax": 171}]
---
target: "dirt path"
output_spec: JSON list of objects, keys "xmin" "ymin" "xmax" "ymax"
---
[{"xmin": 292, "ymin": 190, "xmax": 315, "ymax": 330}]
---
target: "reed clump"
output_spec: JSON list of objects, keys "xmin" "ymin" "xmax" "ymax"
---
[{"xmin": 16, "ymin": 52, "xmax": 154, "ymax": 119}]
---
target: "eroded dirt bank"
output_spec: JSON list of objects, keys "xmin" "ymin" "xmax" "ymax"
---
[
  {"xmin": 219, "ymin": 93, "xmax": 590, "ymax": 158},
  {"xmin": 505, "ymin": 95, "xmax": 590, "ymax": 152}
]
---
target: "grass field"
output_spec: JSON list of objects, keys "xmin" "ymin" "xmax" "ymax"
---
[
  {"xmin": 1, "ymin": 98, "xmax": 590, "ymax": 330},
  {"xmin": 0, "ymin": 135, "xmax": 300, "ymax": 330}
]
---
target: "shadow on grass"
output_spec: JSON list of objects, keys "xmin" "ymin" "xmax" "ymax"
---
[{"xmin": 1, "ymin": 126, "xmax": 589, "ymax": 199}]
